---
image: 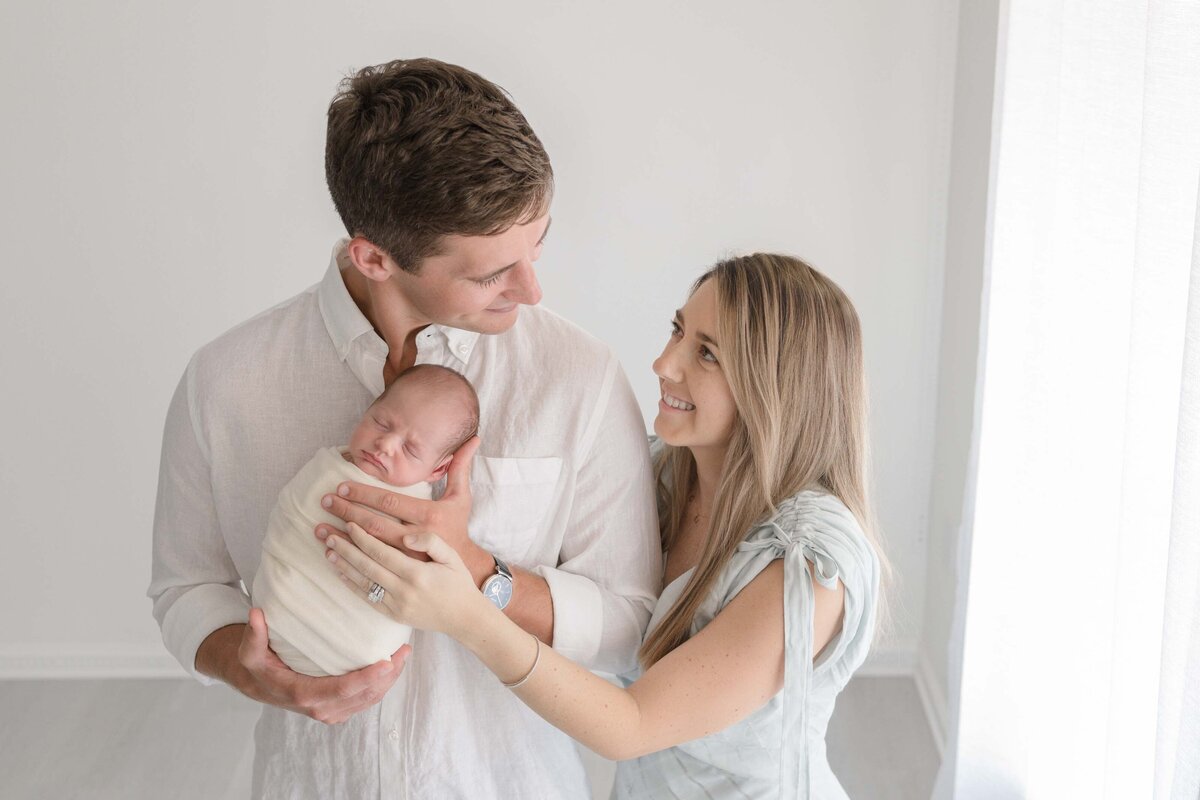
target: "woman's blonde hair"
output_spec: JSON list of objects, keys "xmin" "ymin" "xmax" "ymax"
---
[{"xmin": 639, "ymin": 253, "xmax": 894, "ymax": 668}]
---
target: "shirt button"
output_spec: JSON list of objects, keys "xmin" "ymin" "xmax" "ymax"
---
[
  {"xmin": 457, "ymin": 344, "xmax": 468, "ymax": 355},
  {"xmin": 388, "ymin": 728, "xmax": 399, "ymax": 741}
]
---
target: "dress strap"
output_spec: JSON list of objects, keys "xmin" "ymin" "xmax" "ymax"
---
[{"xmin": 737, "ymin": 503, "xmax": 848, "ymax": 800}]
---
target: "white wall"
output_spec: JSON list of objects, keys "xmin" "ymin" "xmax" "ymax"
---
[
  {"xmin": 0, "ymin": 0, "xmax": 958, "ymax": 677},
  {"xmin": 919, "ymin": 0, "xmax": 1004, "ymax": 760}
]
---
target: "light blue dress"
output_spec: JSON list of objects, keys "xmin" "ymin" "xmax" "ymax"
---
[{"xmin": 612, "ymin": 446, "xmax": 881, "ymax": 799}]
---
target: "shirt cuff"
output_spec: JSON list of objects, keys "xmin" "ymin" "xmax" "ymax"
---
[
  {"xmin": 160, "ymin": 583, "xmax": 251, "ymax": 686},
  {"xmin": 532, "ymin": 565, "xmax": 603, "ymax": 666}
]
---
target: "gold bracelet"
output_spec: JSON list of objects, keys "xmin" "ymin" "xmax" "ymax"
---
[{"xmin": 502, "ymin": 633, "xmax": 541, "ymax": 689}]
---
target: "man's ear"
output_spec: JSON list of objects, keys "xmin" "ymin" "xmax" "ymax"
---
[
  {"xmin": 429, "ymin": 455, "xmax": 454, "ymax": 482},
  {"xmin": 346, "ymin": 236, "xmax": 395, "ymax": 282}
]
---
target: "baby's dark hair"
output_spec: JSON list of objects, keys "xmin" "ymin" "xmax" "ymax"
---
[{"xmin": 375, "ymin": 364, "xmax": 480, "ymax": 459}]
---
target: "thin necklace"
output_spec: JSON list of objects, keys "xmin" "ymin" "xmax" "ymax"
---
[{"xmin": 687, "ymin": 491, "xmax": 710, "ymax": 525}]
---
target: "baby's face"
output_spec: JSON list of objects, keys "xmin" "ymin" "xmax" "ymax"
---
[{"xmin": 347, "ymin": 388, "xmax": 461, "ymax": 487}]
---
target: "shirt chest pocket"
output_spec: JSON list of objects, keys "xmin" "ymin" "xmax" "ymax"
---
[{"xmin": 468, "ymin": 455, "xmax": 563, "ymax": 564}]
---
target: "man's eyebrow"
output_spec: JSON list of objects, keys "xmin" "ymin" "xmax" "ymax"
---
[
  {"xmin": 466, "ymin": 216, "xmax": 553, "ymax": 282},
  {"xmin": 673, "ymin": 308, "xmax": 719, "ymax": 347}
]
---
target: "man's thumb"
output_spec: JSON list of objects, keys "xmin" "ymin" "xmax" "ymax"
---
[
  {"xmin": 446, "ymin": 435, "xmax": 481, "ymax": 495},
  {"xmin": 246, "ymin": 608, "xmax": 269, "ymax": 651}
]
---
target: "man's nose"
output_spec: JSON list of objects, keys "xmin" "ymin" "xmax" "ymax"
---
[{"xmin": 508, "ymin": 260, "xmax": 542, "ymax": 306}]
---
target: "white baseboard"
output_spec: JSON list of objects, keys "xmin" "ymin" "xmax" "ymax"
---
[
  {"xmin": 858, "ymin": 643, "xmax": 918, "ymax": 676},
  {"xmin": 912, "ymin": 650, "xmax": 948, "ymax": 757},
  {"xmin": 3, "ymin": 642, "xmax": 924, "ymax": 681},
  {"xmin": 0, "ymin": 639, "xmax": 951, "ymax": 758},
  {"xmin": 0, "ymin": 644, "xmax": 188, "ymax": 680}
]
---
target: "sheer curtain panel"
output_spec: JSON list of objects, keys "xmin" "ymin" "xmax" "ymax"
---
[{"xmin": 942, "ymin": 0, "xmax": 1200, "ymax": 797}]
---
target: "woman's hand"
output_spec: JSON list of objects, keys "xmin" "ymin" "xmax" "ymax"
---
[
  {"xmin": 315, "ymin": 437, "xmax": 494, "ymax": 584},
  {"xmin": 325, "ymin": 522, "xmax": 490, "ymax": 638}
]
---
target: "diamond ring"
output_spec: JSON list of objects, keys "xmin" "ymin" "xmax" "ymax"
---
[{"xmin": 367, "ymin": 582, "xmax": 386, "ymax": 604}]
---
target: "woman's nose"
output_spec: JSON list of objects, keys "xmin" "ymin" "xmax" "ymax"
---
[{"xmin": 653, "ymin": 342, "xmax": 682, "ymax": 383}]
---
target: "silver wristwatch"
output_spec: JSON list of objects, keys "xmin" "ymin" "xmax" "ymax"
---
[{"xmin": 481, "ymin": 554, "xmax": 514, "ymax": 610}]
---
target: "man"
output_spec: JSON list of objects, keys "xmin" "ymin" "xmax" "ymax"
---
[{"xmin": 148, "ymin": 58, "xmax": 660, "ymax": 798}]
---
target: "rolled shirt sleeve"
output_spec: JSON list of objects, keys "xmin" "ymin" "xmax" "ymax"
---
[
  {"xmin": 147, "ymin": 359, "xmax": 250, "ymax": 685},
  {"xmin": 534, "ymin": 357, "xmax": 661, "ymax": 676}
]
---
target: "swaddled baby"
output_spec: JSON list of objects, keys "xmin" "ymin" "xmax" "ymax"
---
[{"xmin": 251, "ymin": 363, "xmax": 480, "ymax": 677}]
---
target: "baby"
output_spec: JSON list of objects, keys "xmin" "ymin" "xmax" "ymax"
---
[{"xmin": 251, "ymin": 363, "xmax": 480, "ymax": 677}]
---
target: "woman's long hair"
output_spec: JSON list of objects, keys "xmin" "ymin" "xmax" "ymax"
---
[{"xmin": 639, "ymin": 253, "xmax": 893, "ymax": 668}]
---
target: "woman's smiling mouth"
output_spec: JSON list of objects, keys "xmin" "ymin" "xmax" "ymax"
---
[{"xmin": 661, "ymin": 393, "xmax": 696, "ymax": 411}]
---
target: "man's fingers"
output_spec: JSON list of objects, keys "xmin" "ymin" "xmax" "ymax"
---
[
  {"xmin": 444, "ymin": 436, "xmax": 481, "ymax": 498},
  {"xmin": 328, "ymin": 481, "xmax": 425, "ymax": 531},
  {"xmin": 326, "ymin": 657, "xmax": 396, "ymax": 701},
  {"xmin": 313, "ymin": 523, "xmax": 345, "ymax": 543},
  {"xmin": 320, "ymin": 492, "xmax": 412, "ymax": 545},
  {"xmin": 244, "ymin": 608, "xmax": 270, "ymax": 658},
  {"xmin": 390, "ymin": 643, "xmax": 413, "ymax": 666}
]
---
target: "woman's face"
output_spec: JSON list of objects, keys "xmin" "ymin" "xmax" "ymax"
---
[{"xmin": 652, "ymin": 279, "xmax": 738, "ymax": 453}]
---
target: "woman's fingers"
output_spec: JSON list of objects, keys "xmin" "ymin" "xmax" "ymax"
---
[
  {"xmin": 403, "ymin": 531, "xmax": 465, "ymax": 569},
  {"xmin": 327, "ymin": 528, "xmax": 393, "ymax": 592},
  {"xmin": 344, "ymin": 521, "xmax": 421, "ymax": 580},
  {"xmin": 325, "ymin": 536, "xmax": 373, "ymax": 591}
]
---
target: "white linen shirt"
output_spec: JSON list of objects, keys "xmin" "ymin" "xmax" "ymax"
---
[{"xmin": 148, "ymin": 240, "xmax": 661, "ymax": 799}]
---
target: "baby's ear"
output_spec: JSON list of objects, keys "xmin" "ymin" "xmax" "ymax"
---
[{"xmin": 428, "ymin": 455, "xmax": 453, "ymax": 482}]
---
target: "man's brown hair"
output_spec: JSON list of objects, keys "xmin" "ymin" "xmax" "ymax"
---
[{"xmin": 325, "ymin": 58, "xmax": 553, "ymax": 273}]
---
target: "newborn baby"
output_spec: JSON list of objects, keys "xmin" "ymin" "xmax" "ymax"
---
[{"xmin": 251, "ymin": 363, "xmax": 480, "ymax": 677}]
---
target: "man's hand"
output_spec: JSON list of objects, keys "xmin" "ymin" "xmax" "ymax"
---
[
  {"xmin": 313, "ymin": 436, "xmax": 492, "ymax": 584},
  {"xmin": 200, "ymin": 608, "xmax": 409, "ymax": 725}
]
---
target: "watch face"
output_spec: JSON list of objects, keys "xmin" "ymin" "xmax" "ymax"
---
[{"xmin": 484, "ymin": 575, "xmax": 513, "ymax": 610}]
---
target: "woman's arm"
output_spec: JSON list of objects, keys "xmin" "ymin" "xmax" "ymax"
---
[{"xmin": 325, "ymin": 524, "xmax": 844, "ymax": 761}]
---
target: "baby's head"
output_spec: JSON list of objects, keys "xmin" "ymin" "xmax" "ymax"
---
[{"xmin": 347, "ymin": 364, "xmax": 480, "ymax": 487}]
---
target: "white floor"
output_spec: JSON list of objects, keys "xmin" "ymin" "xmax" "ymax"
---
[{"xmin": 0, "ymin": 675, "xmax": 938, "ymax": 799}]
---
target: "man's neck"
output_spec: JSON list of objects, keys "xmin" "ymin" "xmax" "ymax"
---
[{"xmin": 341, "ymin": 263, "xmax": 425, "ymax": 378}]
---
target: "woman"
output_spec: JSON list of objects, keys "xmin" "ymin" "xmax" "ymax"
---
[{"xmin": 324, "ymin": 253, "xmax": 890, "ymax": 798}]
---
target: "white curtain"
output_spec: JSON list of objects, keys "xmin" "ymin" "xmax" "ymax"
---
[
  {"xmin": 942, "ymin": 0, "xmax": 1200, "ymax": 797},
  {"xmin": 1156, "ymin": 182, "xmax": 1200, "ymax": 798}
]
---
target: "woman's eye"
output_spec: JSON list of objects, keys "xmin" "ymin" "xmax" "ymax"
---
[
  {"xmin": 700, "ymin": 346, "xmax": 718, "ymax": 364},
  {"xmin": 476, "ymin": 275, "xmax": 501, "ymax": 288},
  {"xmin": 670, "ymin": 320, "xmax": 682, "ymax": 336}
]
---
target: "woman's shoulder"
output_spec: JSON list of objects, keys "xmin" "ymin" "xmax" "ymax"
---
[
  {"xmin": 751, "ymin": 489, "xmax": 864, "ymax": 544},
  {"xmin": 736, "ymin": 489, "xmax": 877, "ymax": 592}
]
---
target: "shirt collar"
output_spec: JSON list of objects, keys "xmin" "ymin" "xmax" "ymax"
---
[
  {"xmin": 317, "ymin": 238, "xmax": 482, "ymax": 367},
  {"xmin": 317, "ymin": 239, "xmax": 378, "ymax": 361},
  {"xmin": 433, "ymin": 324, "xmax": 482, "ymax": 365}
]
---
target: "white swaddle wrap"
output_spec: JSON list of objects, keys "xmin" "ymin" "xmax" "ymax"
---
[{"xmin": 251, "ymin": 445, "xmax": 431, "ymax": 677}]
